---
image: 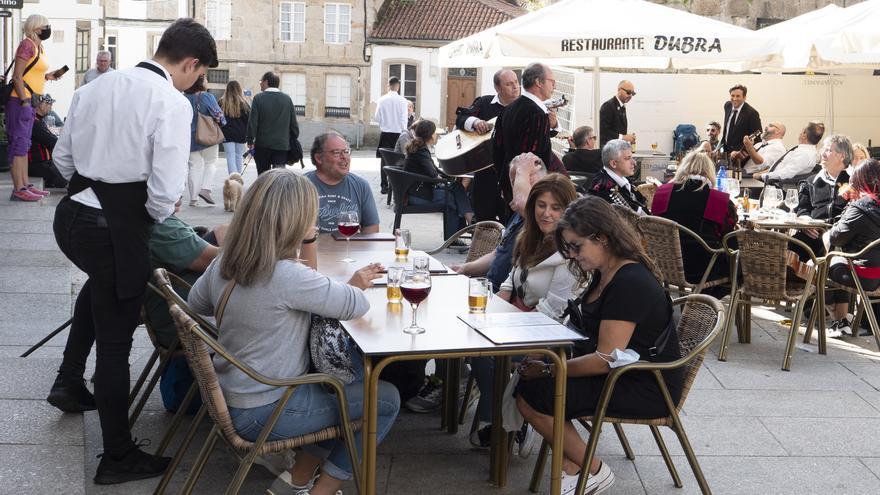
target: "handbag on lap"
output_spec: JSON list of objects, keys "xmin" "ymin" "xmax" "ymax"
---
[{"xmin": 309, "ymin": 315, "xmax": 359, "ymax": 385}]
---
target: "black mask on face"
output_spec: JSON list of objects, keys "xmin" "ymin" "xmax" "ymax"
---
[{"xmin": 38, "ymin": 27, "xmax": 51, "ymax": 41}]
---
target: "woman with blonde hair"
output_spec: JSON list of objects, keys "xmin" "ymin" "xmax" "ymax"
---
[
  {"xmin": 851, "ymin": 142, "xmax": 869, "ymax": 175},
  {"xmin": 188, "ymin": 169, "xmax": 400, "ymax": 495},
  {"xmin": 651, "ymin": 150, "xmax": 737, "ymax": 292},
  {"xmin": 219, "ymin": 80, "xmax": 250, "ymax": 174},
  {"xmin": 6, "ymin": 14, "xmax": 65, "ymax": 201}
]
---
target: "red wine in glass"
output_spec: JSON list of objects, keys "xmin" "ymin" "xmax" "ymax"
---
[
  {"xmin": 401, "ymin": 284, "xmax": 431, "ymax": 305},
  {"xmin": 337, "ymin": 222, "xmax": 360, "ymax": 237},
  {"xmin": 401, "ymin": 270, "xmax": 431, "ymax": 334},
  {"xmin": 336, "ymin": 211, "xmax": 359, "ymax": 263}
]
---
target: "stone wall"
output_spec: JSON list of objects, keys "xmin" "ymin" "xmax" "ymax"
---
[{"xmin": 656, "ymin": 0, "xmax": 865, "ymax": 28}]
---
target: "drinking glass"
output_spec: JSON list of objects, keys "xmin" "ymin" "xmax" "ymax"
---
[
  {"xmin": 412, "ymin": 255, "xmax": 429, "ymax": 271},
  {"xmin": 386, "ymin": 266, "xmax": 404, "ymax": 304},
  {"xmin": 724, "ymin": 178, "xmax": 740, "ymax": 199},
  {"xmin": 468, "ymin": 278, "xmax": 492, "ymax": 313},
  {"xmin": 785, "ymin": 188, "xmax": 799, "ymax": 218},
  {"xmin": 651, "ymin": 142, "xmax": 658, "ymax": 153},
  {"xmin": 336, "ymin": 211, "xmax": 360, "ymax": 263},
  {"xmin": 394, "ymin": 228, "xmax": 411, "ymax": 260},
  {"xmin": 401, "ymin": 269, "xmax": 432, "ymax": 334},
  {"xmin": 764, "ymin": 187, "xmax": 783, "ymax": 213}
]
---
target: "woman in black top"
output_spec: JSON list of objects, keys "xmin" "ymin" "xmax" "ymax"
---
[
  {"xmin": 516, "ymin": 196, "xmax": 682, "ymax": 495},
  {"xmin": 403, "ymin": 119, "xmax": 473, "ymax": 236}
]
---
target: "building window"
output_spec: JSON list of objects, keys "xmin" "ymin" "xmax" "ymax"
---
[
  {"xmin": 75, "ymin": 28, "xmax": 90, "ymax": 86},
  {"xmin": 388, "ymin": 63, "xmax": 417, "ymax": 105},
  {"xmin": 206, "ymin": 0, "xmax": 232, "ymax": 41},
  {"xmin": 104, "ymin": 34, "xmax": 117, "ymax": 69},
  {"xmin": 325, "ymin": 74, "xmax": 351, "ymax": 118},
  {"xmin": 280, "ymin": 2, "xmax": 306, "ymax": 42},
  {"xmin": 282, "ymin": 73, "xmax": 307, "ymax": 116},
  {"xmin": 324, "ymin": 3, "xmax": 351, "ymax": 44},
  {"xmin": 207, "ymin": 69, "xmax": 229, "ymax": 85}
]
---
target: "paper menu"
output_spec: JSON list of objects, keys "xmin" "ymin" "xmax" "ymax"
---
[
  {"xmin": 457, "ymin": 312, "xmax": 558, "ymax": 329},
  {"xmin": 473, "ymin": 324, "xmax": 585, "ymax": 345}
]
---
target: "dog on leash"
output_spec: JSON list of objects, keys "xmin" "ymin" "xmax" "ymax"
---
[{"xmin": 223, "ymin": 173, "xmax": 244, "ymax": 212}]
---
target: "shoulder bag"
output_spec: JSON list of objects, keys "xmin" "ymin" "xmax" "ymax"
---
[
  {"xmin": 1, "ymin": 43, "xmax": 41, "ymax": 104},
  {"xmin": 309, "ymin": 314, "xmax": 359, "ymax": 385},
  {"xmin": 194, "ymin": 92, "xmax": 225, "ymax": 146}
]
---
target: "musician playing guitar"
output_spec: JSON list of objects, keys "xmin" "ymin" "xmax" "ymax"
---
[
  {"xmin": 455, "ymin": 69, "xmax": 520, "ymax": 222},
  {"xmin": 587, "ymin": 139, "xmax": 649, "ymax": 214},
  {"xmin": 493, "ymin": 63, "xmax": 568, "ymax": 220}
]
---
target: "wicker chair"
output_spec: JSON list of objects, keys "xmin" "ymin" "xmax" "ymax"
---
[
  {"xmin": 528, "ymin": 294, "xmax": 725, "ymax": 495},
  {"xmin": 637, "ymin": 216, "xmax": 730, "ymax": 296},
  {"xmin": 718, "ymin": 229, "xmax": 824, "ymax": 371},
  {"xmin": 812, "ymin": 238, "xmax": 880, "ymax": 351},
  {"xmin": 426, "ymin": 220, "xmax": 505, "ymax": 262},
  {"xmin": 636, "ymin": 183, "xmax": 658, "ymax": 211},
  {"xmin": 166, "ymin": 303, "xmax": 363, "ymax": 495}
]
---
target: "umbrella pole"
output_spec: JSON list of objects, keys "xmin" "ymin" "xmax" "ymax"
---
[{"xmin": 593, "ymin": 58, "xmax": 600, "ymax": 136}]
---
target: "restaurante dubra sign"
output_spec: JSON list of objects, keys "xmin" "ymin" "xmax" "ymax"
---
[{"xmin": 560, "ymin": 36, "xmax": 722, "ymax": 55}]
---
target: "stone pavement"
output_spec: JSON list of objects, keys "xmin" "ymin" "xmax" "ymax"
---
[{"xmin": 2, "ymin": 150, "xmax": 880, "ymax": 494}]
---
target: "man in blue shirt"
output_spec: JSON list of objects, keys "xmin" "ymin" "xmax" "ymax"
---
[{"xmin": 305, "ymin": 132, "xmax": 380, "ymax": 233}]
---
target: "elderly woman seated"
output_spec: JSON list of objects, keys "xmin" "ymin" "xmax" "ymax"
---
[{"xmin": 651, "ymin": 151, "xmax": 737, "ymax": 296}]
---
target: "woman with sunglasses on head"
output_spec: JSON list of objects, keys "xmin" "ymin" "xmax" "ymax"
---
[
  {"xmin": 469, "ymin": 174, "xmax": 580, "ymax": 448},
  {"xmin": 516, "ymin": 195, "xmax": 684, "ymax": 495}
]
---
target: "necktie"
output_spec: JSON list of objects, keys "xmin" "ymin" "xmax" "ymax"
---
[
  {"xmin": 725, "ymin": 109, "xmax": 738, "ymax": 144},
  {"xmin": 620, "ymin": 105, "xmax": 627, "ymax": 132},
  {"xmin": 768, "ymin": 145, "xmax": 799, "ymax": 173}
]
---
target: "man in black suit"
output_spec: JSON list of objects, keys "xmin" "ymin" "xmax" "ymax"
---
[
  {"xmin": 493, "ymin": 62, "xmax": 567, "ymax": 211},
  {"xmin": 454, "ymin": 69, "xmax": 520, "ymax": 221},
  {"xmin": 721, "ymin": 84, "xmax": 762, "ymax": 154},
  {"xmin": 599, "ymin": 80, "xmax": 636, "ymax": 147},
  {"xmin": 587, "ymin": 139, "xmax": 648, "ymax": 214},
  {"xmin": 562, "ymin": 125, "xmax": 602, "ymax": 176}
]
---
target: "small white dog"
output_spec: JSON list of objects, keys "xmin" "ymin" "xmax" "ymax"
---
[{"xmin": 223, "ymin": 173, "xmax": 244, "ymax": 212}]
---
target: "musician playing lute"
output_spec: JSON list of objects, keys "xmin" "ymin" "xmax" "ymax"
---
[{"xmin": 587, "ymin": 139, "xmax": 649, "ymax": 215}]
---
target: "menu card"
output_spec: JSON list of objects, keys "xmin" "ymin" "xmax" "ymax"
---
[{"xmin": 458, "ymin": 313, "xmax": 585, "ymax": 345}]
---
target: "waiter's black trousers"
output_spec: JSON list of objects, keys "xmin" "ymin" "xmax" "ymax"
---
[{"xmin": 53, "ymin": 199, "xmax": 141, "ymax": 456}]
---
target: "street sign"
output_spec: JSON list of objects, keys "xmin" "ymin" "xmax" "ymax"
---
[
  {"xmin": 0, "ymin": 11, "xmax": 12, "ymax": 18},
  {"xmin": 0, "ymin": 1, "xmax": 23, "ymax": 9}
]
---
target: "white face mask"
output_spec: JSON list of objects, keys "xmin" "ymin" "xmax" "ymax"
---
[{"xmin": 598, "ymin": 348, "xmax": 640, "ymax": 368}]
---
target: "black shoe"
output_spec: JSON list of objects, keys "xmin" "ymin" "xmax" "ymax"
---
[
  {"xmin": 381, "ymin": 186, "xmax": 389, "ymax": 195},
  {"xmin": 469, "ymin": 424, "xmax": 492, "ymax": 448},
  {"xmin": 47, "ymin": 375, "xmax": 96, "ymax": 413},
  {"xmin": 94, "ymin": 441, "xmax": 171, "ymax": 485}
]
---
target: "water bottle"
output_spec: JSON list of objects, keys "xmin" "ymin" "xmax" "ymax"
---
[{"xmin": 716, "ymin": 166, "xmax": 726, "ymax": 190}]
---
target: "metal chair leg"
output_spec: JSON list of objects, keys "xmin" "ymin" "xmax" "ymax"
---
[
  {"xmin": 612, "ymin": 423, "xmax": 635, "ymax": 460},
  {"xmin": 528, "ymin": 439, "xmax": 549, "ymax": 493},
  {"xmin": 156, "ymin": 382, "xmax": 200, "ymax": 456},
  {"xmin": 180, "ymin": 425, "xmax": 220, "ymax": 495},
  {"xmin": 650, "ymin": 425, "xmax": 682, "ymax": 488},
  {"xmin": 669, "ymin": 417, "xmax": 711, "ymax": 494},
  {"xmin": 129, "ymin": 349, "xmax": 159, "ymax": 405},
  {"xmin": 782, "ymin": 298, "xmax": 807, "ymax": 371},
  {"xmin": 153, "ymin": 404, "xmax": 207, "ymax": 495},
  {"xmin": 717, "ymin": 291, "xmax": 740, "ymax": 361},
  {"xmin": 741, "ymin": 302, "xmax": 752, "ymax": 343}
]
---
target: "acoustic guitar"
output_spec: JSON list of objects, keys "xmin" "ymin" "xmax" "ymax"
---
[{"xmin": 435, "ymin": 95, "xmax": 569, "ymax": 177}]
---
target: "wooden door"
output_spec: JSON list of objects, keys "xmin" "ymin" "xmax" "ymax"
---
[{"xmin": 446, "ymin": 76, "xmax": 477, "ymax": 130}]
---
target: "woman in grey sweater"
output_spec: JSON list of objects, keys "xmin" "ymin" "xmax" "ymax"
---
[{"xmin": 188, "ymin": 169, "xmax": 399, "ymax": 495}]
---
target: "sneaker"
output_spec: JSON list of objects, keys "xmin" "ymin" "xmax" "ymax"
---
[
  {"xmin": 10, "ymin": 188, "xmax": 42, "ymax": 202},
  {"xmin": 198, "ymin": 190, "xmax": 216, "ymax": 205},
  {"xmin": 47, "ymin": 375, "xmax": 96, "ymax": 413},
  {"xmin": 837, "ymin": 315, "xmax": 855, "ymax": 337},
  {"xmin": 469, "ymin": 424, "xmax": 492, "ymax": 449},
  {"xmin": 559, "ymin": 462, "xmax": 615, "ymax": 495},
  {"xmin": 27, "ymin": 184, "xmax": 50, "ymax": 196},
  {"xmin": 826, "ymin": 319, "xmax": 843, "ymax": 339},
  {"xmin": 93, "ymin": 440, "xmax": 171, "ymax": 485},
  {"xmin": 517, "ymin": 423, "xmax": 539, "ymax": 459},
  {"xmin": 405, "ymin": 378, "xmax": 443, "ymax": 413}
]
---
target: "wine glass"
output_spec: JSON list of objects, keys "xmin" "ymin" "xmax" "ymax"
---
[
  {"xmin": 764, "ymin": 187, "xmax": 783, "ymax": 213},
  {"xmin": 724, "ymin": 178, "xmax": 740, "ymax": 199},
  {"xmin": 336, "ymin": 211, "xmax": 360, "ymax": 263},
  {"xmin": 785, "ymin": 188, "xmax": 799, "ymax": 218},
  {"xmin": 401, "ymin": 269, "xmax": 431, "ymax": 334}
]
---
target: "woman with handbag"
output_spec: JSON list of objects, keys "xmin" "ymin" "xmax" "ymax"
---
[
  {"xmin": 468, "ymin": 174, "xmax": 580, "ymax": 448},
  {"xmin": 219, "ymin": 80, "xmax": 249, "ymax": 175},
  {"xmin": 5, "ymin": 14, "xmax": 64, "ymax": 202},
  {"xmin": 184, "ymin": 75, "xmax": 225, "ymax": 207},
  {"xmin": 188, "ymin": 169, "xmax": 400, "ymax": 495}
]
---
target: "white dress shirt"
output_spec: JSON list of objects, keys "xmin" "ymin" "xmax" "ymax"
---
[
  {"xmin": 499, "ymin": 251, "xmax": 579, "ymax": 320},
  {"xmin": 743, "ymin": 138, "xmax": 786, "ymax": 174},
  {"xmin": 764, "ymin": 143, "xmax": 819, "ymax": 182},
  {"xmin": 463, "ymin": 94, "xmax": 502, "ymax": 132},
  {"xmin": 374, "ymin": 90, "xmax": 408, "ymax": 133},
  {"xmin": 53, "ymin": 59, "xmax": 191, "ymax": 223},
  {"xmin": 604, "ymin": 166, "xmax": 646, "ymax": 215}
]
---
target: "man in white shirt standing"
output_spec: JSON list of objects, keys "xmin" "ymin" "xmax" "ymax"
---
[
  {"xmin": 741, "ymin": 121, "xmax": 787, "ymax": 175},
  {"xmin": 374, "ymin": 76, "xmax": 408, "ymax": 194},
  {"xmin": 49, "ymin": 18, "xmax": 217, "ymax": 485},
  {"xmin": 755, "ymin": 120, "xmax": 825, "ymax": 184}
]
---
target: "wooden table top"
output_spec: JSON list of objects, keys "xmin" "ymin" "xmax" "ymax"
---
[{"xmin": 341, "ymin": 275, "xmax": 574, "ymax": 356}]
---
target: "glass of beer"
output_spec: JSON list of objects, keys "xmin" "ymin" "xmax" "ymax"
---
[
  {"xmin": 395, "ymin": 228, "xmax": 411, "ymax": 260},
  {"xmin": 386, "ymin": 266, "xmax": 404, "ymax": 304},
  {"xmin": 469, "ymin": 277, "xmax": 492, "ymax": 313}
]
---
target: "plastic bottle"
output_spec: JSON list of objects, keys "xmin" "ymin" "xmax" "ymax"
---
[{"xmin": 716, "ymin": 166, "xmax": 727, "ymax": 190}]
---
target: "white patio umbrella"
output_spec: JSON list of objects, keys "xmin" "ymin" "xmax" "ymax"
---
[{"xmin": 812, "ymin": 0, "xmax": 880, "ymax": 70}]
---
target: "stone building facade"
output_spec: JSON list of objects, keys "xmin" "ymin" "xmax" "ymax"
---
[{"xmin": 649, "ymin": 0, "xmax": 865, "ymax": 29}]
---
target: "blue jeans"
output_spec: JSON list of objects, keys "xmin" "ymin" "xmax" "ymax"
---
[
  {"xmin": 408, "ymin": 183, "xmax": 473, "ymax": 238},
  {"xmin": 229, "ymin": 380, "xmax": 400, "ymax": 480},
  {"xmin": 223, "ymin": 141, "xmax": 245, "ymax": 174},
  {"xmin": 471, "ymin": 355, "xmax": 523, "ymax": 424}
]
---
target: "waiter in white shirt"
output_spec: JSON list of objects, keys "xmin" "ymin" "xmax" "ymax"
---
[
  {"xmin": 755, "ymin": 120, "xmax": 825, "ymax": 184},
  {"xmin": 49, "ymin": 19, "xmax": 218, "ymax": 485},
  {"xmin": 741, "ymin": 121, "xmax": 787, "ymax": 175},
  {"xmin": 374, "ymin": 76, "xmax": 408, "ymax": 194}
]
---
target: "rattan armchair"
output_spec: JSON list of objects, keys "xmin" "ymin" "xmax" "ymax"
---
[
  {"xmin": 426, "ymin": 220, "xmax": 504, "ymax": 262},
  {"xmin": 528, "ymin": 294, "xmax": 725, "ymax": 495},
  {"xmin": 166, "ymin": 303, "xmax": 362, "ymax": 495},
  {"xmin": 814, "ymin": 238, "xmax": 880, "ymax": 351},
  {"xmin": 719, "ymin": 229, "xmax": 824, "ymax": 371},
  {"xmin": 637, "ymin": 216, "xmax": 730, "ymax": 296}
]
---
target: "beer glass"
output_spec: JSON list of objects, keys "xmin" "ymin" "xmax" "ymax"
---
[
  {"xmin": 386, "ymin": 266, "xmax": 404, "ymax": 304},
  {"xmin": 468, "ymin": 278, "xmax": 492, "ymax": 313}
]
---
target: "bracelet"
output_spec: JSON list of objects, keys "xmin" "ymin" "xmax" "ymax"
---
[
  {"xmin": 541, "ymin": 363, "xmax": 552, "ymax": 377},
  {"xmin": 302, "ymin": 235, "xmax": 318, "ymax": 244}
]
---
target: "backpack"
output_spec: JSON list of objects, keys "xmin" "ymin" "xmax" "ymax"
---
[{"xmin": 673, "ymin": 124, "xmax": 700, "ymax": 156}]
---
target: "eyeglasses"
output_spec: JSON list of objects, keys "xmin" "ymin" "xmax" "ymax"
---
[
  {"xmin": 622, "ymin": 89, "xmax": 636, "ymax": 96},
  {"xmin": 323, "ymin": 149, "xmax": 352, "ymax": 157}
]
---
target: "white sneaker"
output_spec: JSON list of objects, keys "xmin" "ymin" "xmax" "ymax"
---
[
  {"xmin": 826, "ymin": 319, "xmax": 843, "ymax": 339},
  {"xmin": 517, "ymin": 423, "xmax": 539, "ymax": 459},
  {"xmin": 558, "ymin": 462, "xmax": 615, "ymax": 495},
  {"xmin": 837, "ymin": 315, "xmax": 855, "ymax": 337}
]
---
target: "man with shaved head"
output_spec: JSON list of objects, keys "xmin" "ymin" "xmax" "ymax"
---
[
  {"xmin": 599, "ymin": 80, "xmax": 636, "ymax": 146},
  {"xmin": 455, "ymin": 68, "xmax": 520, "ymax": 221},
  {"xmin": 741, "ymin": 121, "xmax": 787, "ymax": 175}
]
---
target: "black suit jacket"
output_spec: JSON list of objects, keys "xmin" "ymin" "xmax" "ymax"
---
[
  {"xmin": 599, "ymin": 96, "xmax": 627, "ymax": 147},
  {"xmin": 455, "ymin": 95, "xmax": 504, "ymax": 130},
  {"xmin": 492, "ymin": 94, "xmax": 566, "ymax": 204},
  {"xmin": 562, "ymin": 149, "xmax": 602, "ymax": 175},
  {"xmin": 721, "ymin": 101, "xmax": 761, "ymax": 153}
]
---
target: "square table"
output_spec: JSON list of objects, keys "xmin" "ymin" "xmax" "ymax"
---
[
  {"xmin": 316, "ymin": 234, "xmax": 455, "ymax": 281},
  {"xmin": 341, "ymin": 274, "xmax": 579, "ymax": 495}
]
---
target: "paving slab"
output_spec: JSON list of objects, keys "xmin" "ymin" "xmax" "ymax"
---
[
  {"xmin": 0, "ymin": 248, "xmax": 70, "ymax": 267},
  {"xmin": 0, "ymin": 357, "xmax": 62, "ymax": 400},
  {"xmin": 683, "ymin": 389, "xmax": 880, "ymax": 418},
  {"xmin": 0, "ymin": 265, "xmax": 71, "ymax": 294},
  {"xmin": 0, "ymin": 232, "xmax": 61, "ymax": 251},
  {"xmin": 760, "ymin": 417, "xmax": 880, "ymax": 457},
  {"xmin": 0, "ymin": 444, "xmax": 85, "ymax": 495},
  {"xmin": 0, "ymin": 219, "xmax": 56, "ymax": 234},
  {"xmin": 702, "ymin": 359, "xmax": 876, "ymax": 392},
  {"xmin": 0, "ymin": 292, "xmax": 71, "ymax": 343},
  {"xmin": 0, "ymin": 399, "xmax": 82, "ymax": 445},
  {"xmin": 0, "ymin": 202, "xmax": 58, "ymax": 221}
]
